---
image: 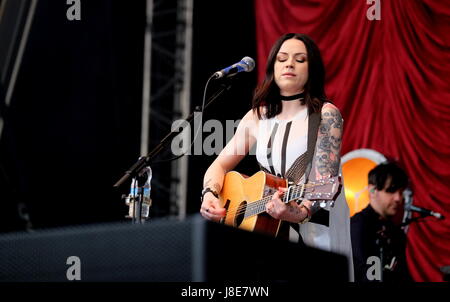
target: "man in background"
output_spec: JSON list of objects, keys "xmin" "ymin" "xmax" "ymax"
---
[{"xmin": 351, "ymin": 162, "xmax": 412, "ymax": 282}]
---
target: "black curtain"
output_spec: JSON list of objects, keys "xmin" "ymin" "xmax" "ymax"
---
[
  {"xmin": 0, "ymin": 0, "xmax": 145, "ymax": 231},
  {"xmin": 187, "ymin": 0, "xmax": 257, "ymax": 214},
  {"xmin": 0, "ymin": 0, "xmax": 256, "ymax": 232}
]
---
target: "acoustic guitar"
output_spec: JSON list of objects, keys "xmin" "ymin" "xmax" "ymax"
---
[{"xmin": 219, "ymin": 171, "xmax": 341, "ymax": 237}]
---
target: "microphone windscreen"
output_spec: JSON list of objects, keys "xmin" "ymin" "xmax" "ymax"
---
[{"xmin": 241, "ymin": 57, "xmax": 255, "ymax": 72}]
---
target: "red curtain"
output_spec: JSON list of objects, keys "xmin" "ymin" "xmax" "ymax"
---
[{"xmin": 254, "ymin": 0, "xmax": 450, "ymax": 282}]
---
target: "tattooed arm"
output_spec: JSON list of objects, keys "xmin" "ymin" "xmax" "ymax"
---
[
  {"xmin": 297, "ymin": 103, "xmax": 344, "ymax": 217},
  {"xmin": 314, "ymin": 103, "xmax": 343, "ymax": 179}
]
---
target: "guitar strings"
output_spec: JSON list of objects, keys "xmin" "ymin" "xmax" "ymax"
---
[
  {"xmin": 223, "ymin": 180, "xmax": 334, "ymax": 218},
  {"xmin": 224, "ymin": 185, "xmax": 307, "ymax": 218}
]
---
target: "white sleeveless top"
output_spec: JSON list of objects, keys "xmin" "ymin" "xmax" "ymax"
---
[{"xmin": 255, "ymin": 106, "xmax": 308, "ymax": 181}]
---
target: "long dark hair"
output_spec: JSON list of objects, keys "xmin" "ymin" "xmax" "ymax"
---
[{"xmin": 252, "ymin": 33, "xmax": 327, "ymax": 119}]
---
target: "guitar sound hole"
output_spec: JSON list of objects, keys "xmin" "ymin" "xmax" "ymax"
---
[{"xmin": 234, "ymin": 201, "xmax": 247, "ymax": 227}]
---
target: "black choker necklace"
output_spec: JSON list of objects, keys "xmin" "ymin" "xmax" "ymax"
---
[{"xmin": 280, "ymin": 92, "xmax": 305, "ymax": 101}]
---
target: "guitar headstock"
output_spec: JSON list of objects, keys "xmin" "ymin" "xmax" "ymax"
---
[
  {"xmin": 304, "ymin": 176, "xmax": 342, "ymax": 201},
  {"xmin": 284, "ymin": 176, "xmax": 342, "ymax": 204}
]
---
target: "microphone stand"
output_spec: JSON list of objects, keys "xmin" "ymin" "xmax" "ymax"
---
[
  {"xmin": 124, "ymin": 165, "xmax": 152, "ymax": 224},
  {"xmin": 400, "ymin": 216, "xmax": 423, "ymax": 227},
  {"xmin": 114, "ymin": 78, "xmax": 235, "ymax": 223},
  {"xmin": 400, "ymin": 214, "xmax": 441, "ymax": 228}
]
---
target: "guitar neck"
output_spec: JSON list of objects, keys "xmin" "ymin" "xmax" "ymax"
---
[{"xmin": 244, "ymin": 184, "xmax": 305, "ymax": 218}]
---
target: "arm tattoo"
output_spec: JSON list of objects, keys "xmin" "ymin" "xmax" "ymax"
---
[
  {"xmin": 203, "ymin": 179, "xmax": 221, "ymax": 193},
  {"xmin": 213, "ymin": 183, "xmax": 221, "ymax": 193},
  {"xmin": 288, "ymin": 204, "xmax": 303, "ymax": 221},
  {"xmin": 314, "ymin": 108, "xmax": 343, "ymax": 178}
]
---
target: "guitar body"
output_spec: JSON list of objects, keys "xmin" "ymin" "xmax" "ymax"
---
[{"xmin": 220, "ymin": 171, "xmax": 287, "ymax": 237}]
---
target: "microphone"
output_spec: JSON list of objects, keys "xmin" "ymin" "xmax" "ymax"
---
[
  {"xmin": 405, "ymin": 204, "xmax": 444, "ymax": 219},
  {"xmin": 213, "ymin": 56, "xmax": 255, "ymax": 79}
]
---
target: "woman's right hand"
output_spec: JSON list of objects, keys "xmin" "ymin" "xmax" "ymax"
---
[{"xmin": 200, "ymin": 192, "xmax": 226, "ymax": 223}]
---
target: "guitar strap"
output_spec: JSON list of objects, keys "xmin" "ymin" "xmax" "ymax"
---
[
  {"xmin": 265, "ymin": 102, "xmax": 330, "ymax": 240},
  {"xmin": 288, "ymin": 104, "xmax": 330, "ymax": 239},
  {"xmin": 304, "ymin": 110, "xmax": 321, "ymax": 183},
  {"xmin": 304, "ymin": 104, "xmax": 330, "ymax": 227}
]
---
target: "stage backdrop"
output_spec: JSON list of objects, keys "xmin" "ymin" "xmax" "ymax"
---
[{"xmin": 254, "ymin": 0, "xmax": 450, "ymax": 282}]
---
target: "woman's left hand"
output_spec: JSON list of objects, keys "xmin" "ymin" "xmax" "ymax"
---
[{"xmin": 266, "ymin": 187, "xmax": 309, "ymax": 223}]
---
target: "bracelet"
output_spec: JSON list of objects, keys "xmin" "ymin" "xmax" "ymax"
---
[
  {"xmin": 201, "ymin": 187, "xmax": 218, "ymax": 202},
  {"xmin": 299, "ymin": 204, "xmax": 311, "ymax": 224}
]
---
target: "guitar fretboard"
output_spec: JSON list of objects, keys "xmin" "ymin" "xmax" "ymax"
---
[{"xmin": 243, "ymin": 184, "xmax": 305, "ymax": 218}]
